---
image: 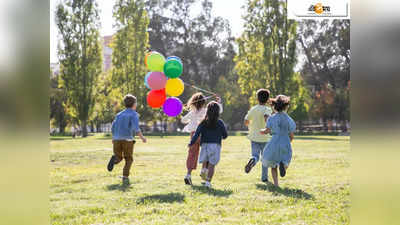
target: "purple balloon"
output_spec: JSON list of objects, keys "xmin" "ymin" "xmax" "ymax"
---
[{"xmin": 163, "ymin": 97, "xmax": 183, "ymax": 117}]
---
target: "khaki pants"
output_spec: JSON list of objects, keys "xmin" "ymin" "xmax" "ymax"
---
[{"xmin": 113, "ymin": 140, "xmax": 135, "ymax": 177}]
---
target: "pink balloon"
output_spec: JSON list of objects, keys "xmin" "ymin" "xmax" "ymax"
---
[{"xmin": 147, "ymin": 72, "xmax": 167, "ymax": 90}]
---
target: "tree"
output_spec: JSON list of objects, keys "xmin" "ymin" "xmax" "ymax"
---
[
  {"xmin": 56, "ymin": 0, "xmax": 102, "ymax": 137},
  {"xmin": 146, "ymin": 0, "xmax": 232, "ymax": 94},
  {"xmin": 111, "ymin": 0, "xmax": 151, "ymax": 121},
  {"xmin": 91, "ymin": 71, "xmax": 116, "ymax": 132},
  {"xmin": 297, "ymin": 20, "xmax": 350, "ymax": 123},
  {"xmin": 235, "ymin": 0, "xmax": 309, "ymax": 118},
  {"xmin": 50, "ymin": 69, "xmax": 69, "ymax": 134}
]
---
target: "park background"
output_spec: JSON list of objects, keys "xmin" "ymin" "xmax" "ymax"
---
[
  {"xmin": 50, "ymin": 0, "xmax": 350, "ymax": 137},
  {"xmin": 49, "ymin": 0, "xmax": 350, "ymax": 224}
]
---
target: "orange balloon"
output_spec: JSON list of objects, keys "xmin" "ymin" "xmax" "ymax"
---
[
  {"xmin": 144, "ymin": 52, "xmax": 151, "ymax": 67},
  {"xmin": 147, "ymin": 89, "xmax": 166, "ymax": 108}
]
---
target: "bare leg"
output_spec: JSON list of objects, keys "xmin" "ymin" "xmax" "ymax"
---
[
  {"xmin": 202, "ymin": 162, "xmax": 208, "ymax": 169},
  {"xmin": 207, "ymin": 164, "xmax": 215, "ymax": 181},
  {"xmin": 271, "ymin": 167, "xmax": 279, "ymax": 186},
  {"xmin": 187, "ymin": 168, "xmax": 193, "ymax": 175}
]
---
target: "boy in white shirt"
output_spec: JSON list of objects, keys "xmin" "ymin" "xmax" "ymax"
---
[{"xmin": 244, "ymin": 89, "xmax": 272, "ymax": 183}]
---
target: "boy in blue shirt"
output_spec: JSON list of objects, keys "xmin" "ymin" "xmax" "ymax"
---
[{"xmin": 107, "ymin": 94, "xmax": 147, "ymax": 185}]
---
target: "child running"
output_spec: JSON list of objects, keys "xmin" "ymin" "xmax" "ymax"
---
[
  {"xmin": 260, "ymin": 95, "xmax": 296, "ymax": 187},
  {"xmin": 107, "ymin": 94, "xmax": 147, "ymax": 186},
  {"xmin": 189, "ymin": 101, "xmax": 228, "ymax": 188},
  {"xmin": 181, "ymin": 92, "xmax": 222, "ymax": 185},
  {"xmin": 244, "ymin": 89, "xmax": 272, "ymax": 183}
]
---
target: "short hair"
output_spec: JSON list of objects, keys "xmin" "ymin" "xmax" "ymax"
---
[
  {"xmin": 257, "ymin": 89, "xmax": 270, "ymax": 104},
  {"xmin": 124, "ymin": 94, "xmax": 137, "ymax": 108},
  {"xmin": 271, "ymin": 95, "xmax": 290, "ymax": 112}
]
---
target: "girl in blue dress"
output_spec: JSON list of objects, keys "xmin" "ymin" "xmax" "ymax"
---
[{"xmin": 260, "ymin": 95, "xmax": 296, "ymax": 187}]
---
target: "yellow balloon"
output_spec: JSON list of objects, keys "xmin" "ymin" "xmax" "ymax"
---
[{"xmin": 165, "ymin": 78, "xmax": 184, "ymax": 96}]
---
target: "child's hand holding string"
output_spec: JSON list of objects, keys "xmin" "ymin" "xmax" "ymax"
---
[{"xmin": 214, "ymin": 95, "xmax": 221, "ymax": 103}]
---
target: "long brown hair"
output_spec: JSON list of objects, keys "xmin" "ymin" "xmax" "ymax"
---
[
  {"xmin": 200, "ymin": 101, "xmax": 220, "ymax": 128},
  {"xmin": 186, "ymin": 92, "xmax": 206, "ymax": 111}
]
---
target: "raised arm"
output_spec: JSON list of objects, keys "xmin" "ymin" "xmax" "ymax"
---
[{"xmin": 181, "ymin": 110, "xmax": 193, "ymax": 124}]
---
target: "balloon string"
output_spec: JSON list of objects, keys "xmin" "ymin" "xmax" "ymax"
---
[{"xmin": 183, "ymin": 82, "xmax": 217, "ymax": 96}]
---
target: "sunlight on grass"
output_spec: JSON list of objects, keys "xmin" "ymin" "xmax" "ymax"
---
[{"xmin": 50, "ymin": 134, "xmax": 350, "ymax": 225}]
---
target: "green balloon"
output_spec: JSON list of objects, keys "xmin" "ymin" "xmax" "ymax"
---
[
  {"xmin": 164, "ymin": 59, "xmax": 183, "ymax": 78},
  {"xmin": 147, "ymin": 52, "xmax": 165, "ymax": 72}
]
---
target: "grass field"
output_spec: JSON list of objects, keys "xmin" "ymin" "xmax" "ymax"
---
[{"xmin": 50, "ymin": 134, "xmax": 350, "ymax": 225}]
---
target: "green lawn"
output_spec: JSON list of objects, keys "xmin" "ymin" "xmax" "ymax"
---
[{"xmin": 50, "ymin": 134, "xmax": 350, "ymax": 225}]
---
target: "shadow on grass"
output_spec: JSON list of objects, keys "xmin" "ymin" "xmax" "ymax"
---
[
  {"xmin": 190, "ymin": 185, "xmax": 233, "ymax": 197},
  {"xmin": 106, "ymin": 183, "xmax": 133, "ymax": 192},
  {"xmin": 294, "ymin": 136, "xmax": 344, "ymax": 141},
  {"xmin": 256, "ymin": 183, "xmax": 314, "ymax": 200},
  {"xmin": 136, "ymin": 192, "xmax": 185, "ymax": 204}
]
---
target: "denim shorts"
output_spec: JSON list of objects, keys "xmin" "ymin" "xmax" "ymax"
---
[{"xmin": 199, "ymin": 143, "xmax": 221, "ymax": 165}]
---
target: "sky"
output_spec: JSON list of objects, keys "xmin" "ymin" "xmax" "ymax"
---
[{"xmin": 50, "ymin": 0, "xmax": 246, "ymax": 63}]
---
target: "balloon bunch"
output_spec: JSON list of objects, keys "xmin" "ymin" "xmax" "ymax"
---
[{"xmin": 144, "ymin": 51, "xmax": 185, "ymax": 117}]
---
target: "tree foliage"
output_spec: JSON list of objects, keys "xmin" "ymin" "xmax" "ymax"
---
[
  {"xmin": 235, "ymin": 0, "xmax": 310, "ymax": 120},
  {"xmin": 297, "ymin": 20, "xmax": 350, "ymax": 122},
  {"xmin": 111, "ymin": 0, "xmax": 151, "ymax": 119},
  {"xmin": 56, "ymin": 0, "xmax": 103, "ymax": 136}
]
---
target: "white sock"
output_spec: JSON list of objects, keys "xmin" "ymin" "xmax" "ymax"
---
[{"xmin": 185, "ymin": 174, "xmax": 191, "ymax": 178}]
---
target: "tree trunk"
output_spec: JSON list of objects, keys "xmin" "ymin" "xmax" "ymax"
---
[
  {"xmin": 81, "ymin": 120, "xmax": 88, "ymax": 137},
  {"xmin": 59, "ymin": 121, "xmax": 65, "ymax": 134}
]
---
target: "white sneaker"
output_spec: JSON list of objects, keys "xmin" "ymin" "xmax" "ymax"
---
[
  {"xmin": 203, "ymin": 181, "xmax": 212, "ymax": 188},
  {"xmin": 184, "ymin": 174, "xmax": 192, "ymax": 185},
  {"xmin": 200, "ymin": 169, "xmax": 208, "ymax": 181}
]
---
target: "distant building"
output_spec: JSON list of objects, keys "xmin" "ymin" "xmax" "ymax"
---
[
  {"xmin": 103, "ymin": 35, "xmax": 113, "ymax": 72},
  {"xmin": 51, "ymin": 35, "xmax": 114, "ymax": 74}
]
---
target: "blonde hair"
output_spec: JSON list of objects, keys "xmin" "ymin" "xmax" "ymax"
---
[{"xmin": 186, "ymin": 92, "xmax": 206, "ymax": 111}]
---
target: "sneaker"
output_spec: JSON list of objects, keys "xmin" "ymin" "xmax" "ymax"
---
[
  {"xmin": 122, "ymin": 177, "xmax": 130, "ymax": 185},
  {"xmin": 245, "ymin": 158, "xmax": 256, "ymax": 173},
  {"xmin": 279, "ymin": 162, "xmax": 286, "ymax": 177},
  {"xmin": 200, "ymin": 169, "xmax": 208, "ymax": 181},
  {"xmin": 203, "ymin": 181, "xmax": 212, "ymax": 188},
  {"xmin": 107, "ymin": 155, "xmax": 117, "ymax": 172},
  {"xmin": 262, "ymin": 178, "xmax": 269, "ymax": 183},
  {"xmin": 184, "ymin": 175, "xmax": 192, "ymax": 185}
]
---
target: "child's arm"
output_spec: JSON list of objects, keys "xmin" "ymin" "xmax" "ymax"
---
[
  {"xmin": 260, "ymin": 115, "xmax": 272, "ymax": 135},
  {"xmin": 220, "ymin": 120, "xmax": 228, "ymax": 139},
  {"xmin": 189, "ymin": 124, "xmax": 202, "ymax": 146},
  {"xmin": 111, "ymin": 118, "xmax": 116, "ymax": 143},
  {"xmin": 181, "ymin": 111, "xmax": 193, "ymax": 124},
  {"xmin": 260, "ymin": 128, "xmax": 271, "ymax": 135},
  {"xmin": 215, "ymin": 96, "xmax": 224, "ymax": 114},
  {"xmin": 131, "ymin": 114, "xmax": 146, "ymax": 143},
  {"xmin": 244, "ymin": 110, "xmax": 251, "ymax": 127},
  {"xmin": 289, "ymin": 132, "xmax": 294, "ymax": 142},
  {"xmin": 137, "ymin": 131, "xmax": 147, "ymax": 143}
]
